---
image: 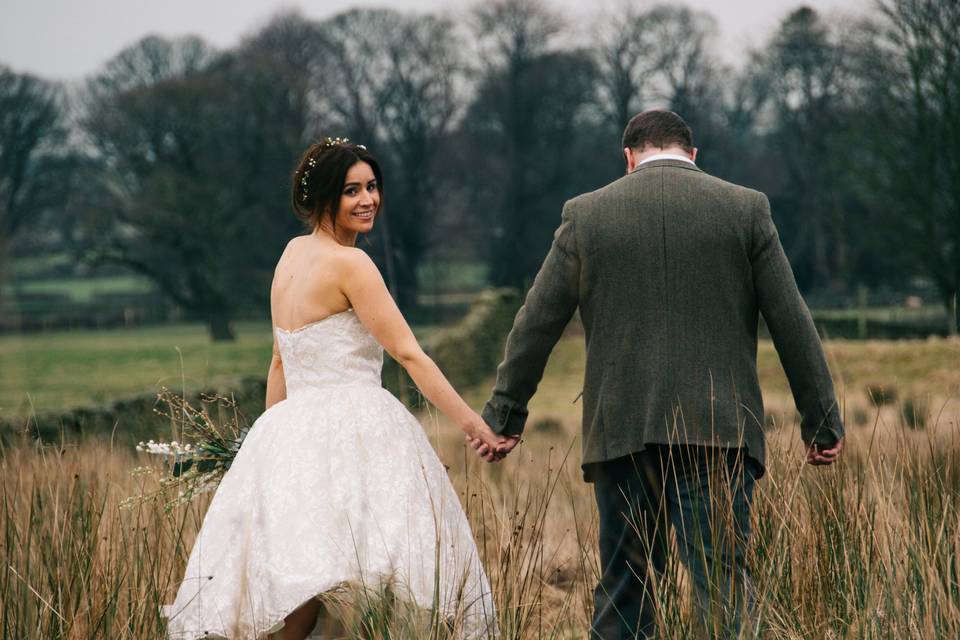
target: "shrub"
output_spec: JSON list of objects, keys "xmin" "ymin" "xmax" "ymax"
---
[
  {"xmin": 1, "ymin": 377, "xmax": 266, "ymax": 447},
  {"xmin": 383, "ymin": 288, "xmax": 522, "ymax": 403},
  {"xmin": 901, "ymin": 396, "xmax": 929, "ymax": 430},
  {"xmin": 530, "ymin": 417, "xmax": 563, "ymax": 434},
  {"xmin": 866, "ymin": 382, "xmax": 898, "ymax": 407},
  {"xmin": 852, "ymin": 406, "xmax": 871, "ymax": 427}
]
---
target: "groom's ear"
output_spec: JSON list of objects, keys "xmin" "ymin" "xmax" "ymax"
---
[
  {"xmin": 624, "ymin": 147, "xmax": 635, "ymax": 173},
  {"xmin": 691, "ymin": 147, "xmax": 698, "ymax": 163}
]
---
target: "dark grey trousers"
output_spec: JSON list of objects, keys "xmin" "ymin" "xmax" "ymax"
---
[{"xmin": 589, "ymin": 445, "xmax": 760, "ymax": 639}]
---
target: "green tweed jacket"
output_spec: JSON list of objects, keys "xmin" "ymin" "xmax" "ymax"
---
[{"xmin": 481, "ymin": 159, "xmax": 843, "ymax": 477}]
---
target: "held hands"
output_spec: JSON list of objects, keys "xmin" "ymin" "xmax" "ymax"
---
[
  {"xmin": 462, "ymin": 417, "xmax": 520, "ymax": 463},
  {"xmin": 806, "ymin": 437, "xmax": 843, "ymax": 466},
  {"xmin": 465, "ymin": 433, "xmax": 521, "ymax": 463}
]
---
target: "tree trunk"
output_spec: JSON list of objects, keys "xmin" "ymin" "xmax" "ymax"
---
[
  {"xmin": 949, "ymin": 289, "xmax": 958, "ymax": 337},
  {"xmin": 812, "ymin": 215, "xmax": 831, "ymax": 290},
  {"xmin": 857, "ymin": 284, "xmax": 869, "ymax": 340},
  {"xmin": 0, "ymin": 237, "xmax": 8, "ymax": 320},
  {"xmin": 377, "ymin": 209, "xmax": 399, "ymax": 303},
  {"xmin": 392, "ymin": 255, "xmax": 419, "ymax": 311},
  {"xmin": 208, "ymin": 311, "xmax": 236, "ymax": 342}
]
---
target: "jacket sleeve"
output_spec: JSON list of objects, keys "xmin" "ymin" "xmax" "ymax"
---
[
  {"xmin": 481, "ymin": 201, "xmax": 581, "ymax": 436},
  {"xmin": 751, "ymin": 192, "xmax": 844, "ymax": 446}
]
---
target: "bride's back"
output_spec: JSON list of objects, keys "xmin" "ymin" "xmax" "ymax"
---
[{"xmin": 271, "ymin": 235, "xmax": 351, "ymax": 332}]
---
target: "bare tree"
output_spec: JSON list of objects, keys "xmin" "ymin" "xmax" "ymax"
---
[
  {"xmin": 314, "ymin": 10, "xmax": 397, "ymax": 148},
  {"xmin": 311, "ymin": 9, "xmax": 411, "ymax": 304},
  {"xmin": 864, "ymin": 0, "xmax": 960, "ymax": 333},
  {"xmin": 0, "ymin": 67, "xmax": 66, "ymax": 302},
  {"xmin": 378, "ymin": 14, "xmax": 464, "ymax": 307},
  {"xmin": 592, "ymin": 5, "xmax": 733, "ymax": 175},
  {"xmin": 648, "ymin": 6, "xmax": 720, "ymax": 114},
  {"xmin": 592, "ymin": 5, "xmax": 661, "ymax": 132},
  {"xmin": 753, "ymin": 8, "xmax": 863, "ymax": 291},
  {"xmin": 468, "ymin": 0, "xmax": 597, "ymax": 289},
  {"xmin": 473, "ymin": 0, "xmax": 563, "ymax": 68},
  {"xmin": 82, "ymin": 31, "xmax": 311, "ymax": 340},
  {"xmin": 311, "ymin": 9, "xmax": 466, "ymax": 308},
  {"xmin": 238, "ymin": 10, "xmax": 323, "ymax": 138},
  {"xmin": 86, "ymin": 34, "xmax": 213, "ymax": 104}
]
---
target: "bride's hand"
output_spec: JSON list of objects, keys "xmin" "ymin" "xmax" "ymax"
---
[{"xmin": 463, "ymin": 417, "xmax": 509, "ymax": 463}]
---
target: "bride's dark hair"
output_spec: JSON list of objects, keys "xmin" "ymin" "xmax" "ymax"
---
[{"xmin": 292, "ymin": 138, "xmax": 384, "ymax": 230}]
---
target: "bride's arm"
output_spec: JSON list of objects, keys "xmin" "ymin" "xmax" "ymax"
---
[{"xmin": 339, "ymin": 249, "xmax": 507, "ymax": 452}]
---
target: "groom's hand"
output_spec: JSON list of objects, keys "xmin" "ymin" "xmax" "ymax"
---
[
  {"xmin": 466, "ymin": 434, "xmax": 521, "ymax": 463},
  {"xmin": 806, "ymin": 438, "xmax": 843, "ymax": 465}
]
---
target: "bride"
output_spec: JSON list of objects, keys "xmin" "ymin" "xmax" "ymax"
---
[{"xmin": 164, "ymin": 138, "xmax": 511, "ymax": 639}]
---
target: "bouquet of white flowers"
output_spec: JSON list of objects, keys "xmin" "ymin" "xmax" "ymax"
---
[{"xmin": 121, "ymin": 388, "xmax": 249, "ymax": 512}]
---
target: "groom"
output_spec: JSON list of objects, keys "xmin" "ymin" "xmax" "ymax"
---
[{"xmin": 472, "ymin": 110, "xmax": 844, "ymax": 638}]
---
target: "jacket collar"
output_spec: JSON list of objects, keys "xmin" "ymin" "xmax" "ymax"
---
[{"xmin": 631, "ymin": 158, "xmax": 703, "ymax": 174}]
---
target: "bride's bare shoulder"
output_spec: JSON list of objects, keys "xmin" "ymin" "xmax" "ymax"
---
[
  {"xmin": 274, "ymin": 235, "xmax": 306, "ymax": 266},
  {"xmin": 333, "ymin": 245, "xmax": 374, "ymax": 266},
  {"xmin": 274, "ymin": 238, "xmax": 380, "ymax": 291},
  {"xmin": 330, "ymin": 246, "xmax": 382, "ymax": 280}
]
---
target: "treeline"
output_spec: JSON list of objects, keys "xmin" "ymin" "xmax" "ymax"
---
[{"xmin": 1, "ymin": 0, "xmax": 958, "ymax": 339}]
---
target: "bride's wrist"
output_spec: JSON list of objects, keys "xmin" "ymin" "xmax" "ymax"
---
[{"xmin": 459, "ymin": 415, "xmax": 483, "ymax": 438}]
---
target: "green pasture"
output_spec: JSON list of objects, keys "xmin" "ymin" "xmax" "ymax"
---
[
  {"xmin": 5, "ymin": 322, "xmax": 960, "ymax": 419},
  {"xmin": 0, "ymin": 322, "xmax": 274, "ymax": 416},
  {"xmin": 1, "ymin": 260, "xmax": 958, "ymax": 418},
  {"xmin": 813, "ymin": 305, "xmax": 947, "ymax": 323},
  {"xmin": 0, "ymin": 321, "xmax": 449, "ymax": 417},
  {"xmin": 9, "ymin": 253, "xmax": 73, "ymax": 277},
  {"xmin": 446, "ymin": 331, "xmax": 960, "ymax": 428},
  {"xmin": 12, "ymin": 275, "xmax": 155, "ymax": 303},
  {"xmin": 5, "ymin": 258, "xmax": 485, "ymax": 305}
]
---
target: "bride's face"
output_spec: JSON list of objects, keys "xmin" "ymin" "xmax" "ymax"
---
[{"xmin": 333, "ymin": 161, "xmax": 380, "ymax": 234}]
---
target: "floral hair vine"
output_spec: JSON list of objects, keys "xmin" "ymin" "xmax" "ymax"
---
[
  {"xmin": 299, "ymin": 137, "xmax": 368, "ymax": 203},
  {"xmin": 321, "ymin": 136, "xmax": 366, "ymax": 151}
]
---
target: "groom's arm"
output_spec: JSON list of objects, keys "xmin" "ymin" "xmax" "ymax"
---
[
  {"xmin": 482, "ymin": 201, "xmax": 581, "ymax": 437},
  {"xmin": 751, "ymin": 192, "xmax": 844, "ymax": 447}
]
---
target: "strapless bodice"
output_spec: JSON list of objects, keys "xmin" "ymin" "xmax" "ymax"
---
[{"xmin": 275, "ymin": 310, "xmax": 383, "ymax": 395}]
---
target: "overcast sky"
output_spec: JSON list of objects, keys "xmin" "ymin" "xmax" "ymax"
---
[{"xmin": 2, "ymin": 0, "xmax": 870, "ymax": 81}]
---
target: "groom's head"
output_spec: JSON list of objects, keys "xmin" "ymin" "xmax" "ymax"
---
[{"xmin": 622, "ymin": 110, "xmax": 697, "ymax": 173}]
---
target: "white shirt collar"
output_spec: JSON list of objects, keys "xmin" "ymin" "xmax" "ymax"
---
[{"xmin": 637, "ymin": 153, "xmax": 696, "ymax": 167}]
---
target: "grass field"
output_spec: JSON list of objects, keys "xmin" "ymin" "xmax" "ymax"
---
[
  {"xmin": 10, "ymin": 275, "xmax": 155, "ymax": 303},
  {"xmin": 3, "ymin": 330, "xmax": 960, "ymax": 637},
  {"xmin": 3, "ymin": 318, "xmax": 958, "ymax": 434},
  {"xmin": 0, "ymin": 322, "xmax": 274, "ymax": 416},
  {"xmin": 455, "ymin": 334, "xmax": 960, "ymax": 434},
  {"xmin": 0, "ymin": 321, "xmax": 453, "ymax": 418}
]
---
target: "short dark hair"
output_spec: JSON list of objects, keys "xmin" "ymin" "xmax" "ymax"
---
[
  {"xmin": 292, "ymin": 140, "xmax": 384, "ymax": 230},
  {"xmin": 621, "ymin": 110, "xmax": 694, "ymax": 153}
]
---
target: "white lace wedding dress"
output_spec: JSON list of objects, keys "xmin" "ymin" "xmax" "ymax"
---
[{"xmin": 164, "ymin": 310, "xmax": 497, "ymax": 639}]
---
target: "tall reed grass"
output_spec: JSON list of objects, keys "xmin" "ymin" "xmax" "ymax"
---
[{"xmin": 2, "ymin": 402, "xmax": 959, "ymax": 638}]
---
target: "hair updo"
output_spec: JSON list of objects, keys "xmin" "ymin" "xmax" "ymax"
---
[{"xmin": 291, "ymin": 138, "xmax": 384, "ymax": 230}]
